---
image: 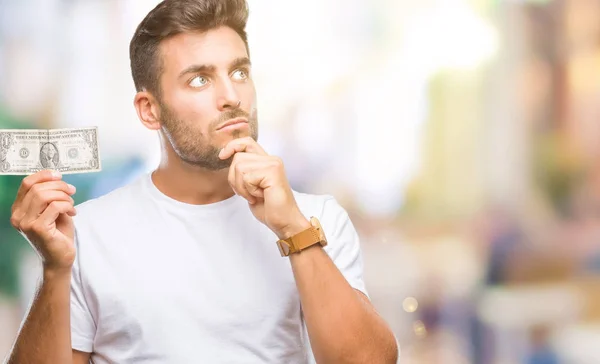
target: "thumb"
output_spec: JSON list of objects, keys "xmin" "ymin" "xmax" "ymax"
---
[{"xmin": 248, "ymin": 184, "xmax": 264, "ymax": 198}]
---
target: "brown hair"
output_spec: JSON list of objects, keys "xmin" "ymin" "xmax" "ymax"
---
[{"xmin": 129, "ymin": 0, "xmax": 249, "ymax": 98}]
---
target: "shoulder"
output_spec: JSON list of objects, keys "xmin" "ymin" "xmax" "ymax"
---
[
  {"xmin": 293, "ymin": 190, "xmax": 333, "ymax": 215},
  {"xmin": 73, "ymin": 176, "xmax": 146, "ymax": 223},
  {"xmin": 293, "ymin": 190, "xmax": 351, "ymax": 229}
]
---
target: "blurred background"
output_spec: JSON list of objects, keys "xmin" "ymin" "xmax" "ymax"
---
[{"xmin": 1, "ymin": 0, "xmax": 600, "ymax": 362}]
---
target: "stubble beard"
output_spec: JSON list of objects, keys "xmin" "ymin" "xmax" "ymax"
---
[{"xmin": 159, "ymin": 102, "xmax": 259, "ymax": 171}]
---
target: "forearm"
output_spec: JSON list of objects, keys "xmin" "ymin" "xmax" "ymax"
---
[
  {"xmin": 290, "ymin": 246, "xmax": 398, "ymax": 364},
  {"xmin": 6, "ymin": 269, "xmax": 73, "ymax": 364}
]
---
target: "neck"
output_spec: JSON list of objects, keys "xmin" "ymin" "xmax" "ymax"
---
[{"xmin": 151, "ymin": 143, "xmax": 235, "ymax": 205}]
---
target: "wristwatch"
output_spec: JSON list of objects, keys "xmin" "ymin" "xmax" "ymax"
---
[{"xmin": 276, "ymin": 217, "xmax": 328, "ymax": 257}]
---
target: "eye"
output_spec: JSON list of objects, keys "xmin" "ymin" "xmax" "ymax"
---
[
  {"xmin": 189, "ymin": 75, "xmax": 208, "ymax": 88},
  {"xmin": 232, "ymin": 69, "xmax": 249, "ymax": 81}
]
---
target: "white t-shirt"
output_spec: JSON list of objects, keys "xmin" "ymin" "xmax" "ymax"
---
[{"xmin": 70, "ymin": 173, "xmax": 368, "ymax": 363}]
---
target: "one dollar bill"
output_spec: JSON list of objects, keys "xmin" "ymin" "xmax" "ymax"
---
[{"xmin": 0, "ymin": 127, "xmax": 101, "ymax": 175}]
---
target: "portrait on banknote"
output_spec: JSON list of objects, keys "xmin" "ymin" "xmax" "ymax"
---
[{"xmin": 40, "ymin": 143, "xmax": 60, "ymax": 169}]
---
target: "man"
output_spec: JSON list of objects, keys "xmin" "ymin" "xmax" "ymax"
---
[{"xmin": 6, "ymin": 0, "xmax": 399, "ymax": 363}]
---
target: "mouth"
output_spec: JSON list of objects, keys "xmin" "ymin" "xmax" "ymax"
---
[{"xmin": 216, "ymin": 117, "xmax": 249, "ymax": 131}]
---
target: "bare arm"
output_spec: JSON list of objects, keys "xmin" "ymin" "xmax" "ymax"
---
[
  {"xmin": 5, "ymin": 269, "xmax": 90, "ymax": 364},
  {"xmin": 289, "ymin": 242, "xmax": 398, "ymax": 364},
  {"xmin": 6, "ymin": 171, "xmax": 89, "ymax": 364}
]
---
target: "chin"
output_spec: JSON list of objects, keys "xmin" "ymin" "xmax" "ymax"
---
[{"xmin": 225, "ymin": 129, "xmax": 256, "ymax": 141}]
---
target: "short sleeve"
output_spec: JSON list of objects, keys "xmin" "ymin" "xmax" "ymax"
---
[
  {"xmin": 70, "ymin": 229, "xmax": 96, "ymax": 353},
  {"xmin": 319, "ymin": 197, "xmax": 368, "ymax": 298}
]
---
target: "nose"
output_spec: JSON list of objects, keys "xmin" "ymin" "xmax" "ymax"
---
[{"xmin": 215, "ymin": 77, "xmax": 240, "ymax": 111}]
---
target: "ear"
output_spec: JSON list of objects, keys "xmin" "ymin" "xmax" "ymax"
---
[{"xmin": 134, "ymin": 91, "xmax": 161, "ymax": 131}]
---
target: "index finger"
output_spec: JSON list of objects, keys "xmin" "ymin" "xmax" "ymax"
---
[
  {"xmin": 219, "ymin": 137, "xmax": 267, "ymax": 160},
  {"xmin": 16, "ymin": 170, "xmax": 63, "ymax": 202}
]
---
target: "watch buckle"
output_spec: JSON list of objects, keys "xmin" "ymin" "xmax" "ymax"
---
[{"xmin": 276, "ymin": 240, "xmax": 292, "ymax": 257}]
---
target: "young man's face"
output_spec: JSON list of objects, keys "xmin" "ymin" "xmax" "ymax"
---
[{"xmin": 157, "ymin": 26, "xmax": 258, "ymax": 170}]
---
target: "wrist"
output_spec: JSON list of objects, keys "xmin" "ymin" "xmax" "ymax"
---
[
  {"xmin": 275, "ymin": 215, "xmax": 311, "ymax": 240},
  {"xmin": 42, "ymin": 265, "xmax": 72, "ymax": 281}
]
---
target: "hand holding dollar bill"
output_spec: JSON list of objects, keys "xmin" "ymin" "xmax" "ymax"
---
[{"xmin": 0, "ymin": 127, "xmax": 101, "ymax": 175}]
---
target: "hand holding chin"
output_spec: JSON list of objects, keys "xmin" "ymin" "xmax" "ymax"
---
[{"xmin": 219, "ymin": 137, "xmax": 309, "ymax": 238}]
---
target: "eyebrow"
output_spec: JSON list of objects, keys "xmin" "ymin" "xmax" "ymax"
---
[{"xmin": 178, "ymin": 57, "xmax": 251, "ymax": 80}]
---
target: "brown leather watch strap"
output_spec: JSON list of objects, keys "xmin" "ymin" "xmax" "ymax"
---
[
  {"xmin": 289, "ymin": 226, "xmax": 321, "ymax": 252},
  {"xmin": 276, "ymin": 217, "xmax": 327, "ymax": 257}
]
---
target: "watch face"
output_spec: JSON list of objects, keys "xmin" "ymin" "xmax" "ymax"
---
[
  {"xmin": 319, "ymin": 229, "xmax": 327, "ymax": 246},
  {"xmin": 311, "ymin": 217, "xmax": 328, "ymax": 246}
]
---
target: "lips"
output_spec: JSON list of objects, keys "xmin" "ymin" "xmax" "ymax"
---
[{"xmin": 216, "ymin": 118, "xmax": 248, "ymax": 130}]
